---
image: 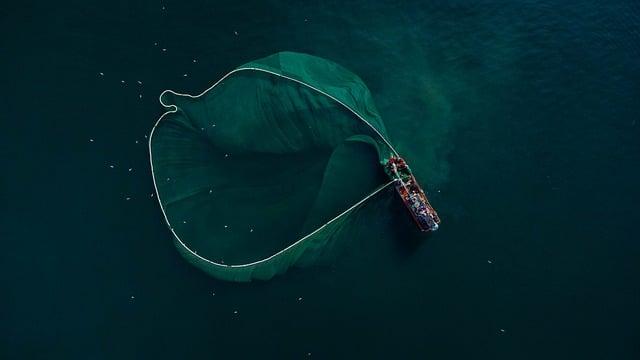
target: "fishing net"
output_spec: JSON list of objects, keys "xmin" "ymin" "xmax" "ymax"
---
[{"xmin": 149, "ymin": 52, "xmax": 397, "ymax": 281}]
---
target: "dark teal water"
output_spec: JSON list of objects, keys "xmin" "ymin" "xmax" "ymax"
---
[{"xmin": 2, "ymin": 0, "xmax": 639, "ymax": 358}]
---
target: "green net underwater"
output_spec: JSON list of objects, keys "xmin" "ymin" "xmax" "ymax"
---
[{"xmin": 149, "ymin": 51, "xmax": 399, "ymax": 281}]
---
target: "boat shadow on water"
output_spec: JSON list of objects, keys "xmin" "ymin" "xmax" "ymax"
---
[{"xmin": 388, "ymin": 193, "xmax": 435, "ymax": 257}]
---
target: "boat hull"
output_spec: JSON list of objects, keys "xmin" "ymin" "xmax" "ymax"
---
[{"xmin": 385, "ymin": 156, "xmax": 441, "ymax": 232}]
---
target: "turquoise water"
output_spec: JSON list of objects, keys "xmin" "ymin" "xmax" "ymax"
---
[{"xmin": 2, "ymin": 0, "xmax": 639, "ymax": 358}]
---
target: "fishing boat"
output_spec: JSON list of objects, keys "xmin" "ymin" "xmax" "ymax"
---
[{"xmin": 384, "ymin": 156, "xmax": 441, "ymax": 232}]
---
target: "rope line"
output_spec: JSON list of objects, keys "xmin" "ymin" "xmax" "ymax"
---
[{"xmin": 149, "ymin": 67, "xmax": 397, "ymax": 269}]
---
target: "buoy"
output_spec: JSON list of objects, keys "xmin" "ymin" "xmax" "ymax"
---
[
  {"xmin": 99, "ymin": 72, "xmax": 104, "ymax": 76},
  {"xmin": 234, "ymin": 31, "xmax": 238, "ymax": 36},
  {"xmin": 89, "ymin": 139, "xmax": 94, "ymax": 142}
]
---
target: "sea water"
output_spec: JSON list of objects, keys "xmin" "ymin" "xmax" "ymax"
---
[{"xmin": 1, "ymin": 0, "xmax": 638, "ymax": 358}]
